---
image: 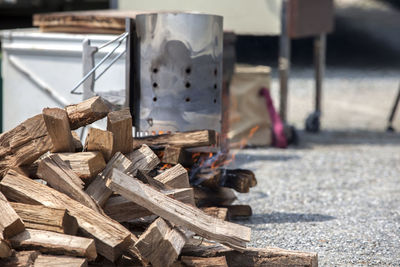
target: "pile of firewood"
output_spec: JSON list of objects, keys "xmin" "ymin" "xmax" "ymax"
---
[{"xmin": 0, "ymin": 97, "xmax": 317, "ymax": 267}]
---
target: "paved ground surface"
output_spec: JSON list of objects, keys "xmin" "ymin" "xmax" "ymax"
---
[{"xmin": 231, "ymin": 131, "xmax": 400, "ymax": 266}]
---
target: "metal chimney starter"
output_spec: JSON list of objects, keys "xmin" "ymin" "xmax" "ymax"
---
[{"xmin": 133, "ymin": 13, "xmax": 223, "ymax": 136}]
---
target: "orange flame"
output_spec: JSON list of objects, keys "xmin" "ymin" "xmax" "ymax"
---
[{"xmin": 160, "ymin": 163, "xmax": 172, "ymax": 170}]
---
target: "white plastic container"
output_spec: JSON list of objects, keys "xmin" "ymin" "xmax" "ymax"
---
[{"xmin": 1, "ymin": 28, "xmax": 125, "ymax": 131}]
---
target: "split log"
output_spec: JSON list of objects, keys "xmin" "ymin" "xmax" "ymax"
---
[
  {"xmin": 65, "ymin": 96, "xmax": 110, "ymax": 130},
  {"xmin": 0, "ymin": 97, "xmax": 108, "ymax": 176},
  {"xmin": 224, "ymin": 205, "xmax": 252, "ymax": 219},
  {"xmin": 107, "ymin": 169, "xmax": 251, "ymax": 249},
  {"xmin": 42, "ymin": 108, "xmax": 75, "ymax": 153},
  {"xmin": 196, "ymin": 169, "xmax": 257, "ymax": 193},
  {"xmin": 57, "ymin": 152, "xmax": 106, "ymax": 182},
  {"xmin": 86, "ymin": 145, "xmax": 159, "ymax": 207},
  {"xmin": 135, "ymin": 217, "xmax": 186, "ymax": 267},
  {"xmin": 104, "ymin": 188, "xmax": 195, "ymax": 222},
  {"xmin": 154, "ymin": 164, "xmax": 190, "ymax": 189},
  {"xmin": 9, "ymin": 229, "xmax": 97, "ymax": 261},
  {"xmin": 0, "ymin": 250, "xmax": 39, "ymax": 266},
  {"xmin": 181, "ymin": 256, "xmax": 228, "ymax": 267},
  {"xmin": 10, "ymin": 202, "xmax": 78, "ymax": 235},
  {"xmin": 71, "ymin": 131, "xmax": 83, "ymax": 152},
  {"xmin": 194, "ymin": 187, "xmax": 236, "ymax": 207},
  {"xmin": 201, "ymin": 207, "xmax": 228, "ymax": 221},
  {"xmin": 34, "ymin": 254, "xmax": 88, "ymax": 267},
  {"xmin": 37, "ymin": 154, "xmax": 100, "ymax": 212},
  {"xmin": 86, "ymin": 152, "xmax": 134, "ymax": 207},
  {"xmin": 133, "ymin": 130, "xmax": 216, "ymax": 149},
  {"xmin": 84, "ymin": 128, "xmax": 114, "ymax": 161},
  {"xmin": 182, "ymin": 239, "xmax": 318, "ymax": 267},
  {"xmin": 0, "ymin": 170, "xmax": 132, "ymax": 262},
  {"xmin": 0, "ymin": 191, "xmax": 25, "ymax": 238},
  {"xmin": 125, "ymin": 144, "xmax": 160, "ymax": 175},
  {"xmin": 107, "ymin": 108, "xmax": 133, "ymax": 155},
  {"xmin": 0, "ymin": 239, "xmax": 11, "ymax": 258},
  {"xmin": 162, "ymin": 146, "xmax": 192, "ymax": 166}
]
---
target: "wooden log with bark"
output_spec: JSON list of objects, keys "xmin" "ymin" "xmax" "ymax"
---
[
  {"xmin": 104, "ymin": 188, "xmax": 195, "ymax": 222},
  {"xmin": 33, "ymin": 254, "xmax": 88, "ymax": 267},
  {"xmin": 9, "ymin": 229, "xmax": 97, "ymax": 261},
  {"xmin": 84, "ymin": 128, "xmax": 114, "ymax": 161},
  {"xmin": 201, "ymin": 207, "xmax": 228, "ymax": 221},
  {"xmin": 0, "ymin": 191, "xmax": 25, "ymax": 239},
  {"xmin": 133, "ymin": 130, "xmax": 216, "ymax": 149},
  {"xmin": 36, "ymin": 154, "xmax": 100, "ymax": 212},
  {"xmin": 0, "ymin": 97, "xmax": 108, "ymax": 177},
  {"xmin": 195, "ymin": 168, "xmax": 257, "ymax": 193},
  {"xmin": 180, "ymin": 256, "xmax": 228, "ymax": 267},
  {"xmin": 10, "ymin": 202, "xmax": 78, "ymax": 235},
  {"xmin": 154, "ymin": 164, "xmax": 190, "ymax": 189},
  {"xmin": 134, "ymin": 217, "xmax": 186, "ymax": 267},
  {"xmin": 182, "ymin": 239, "xmax": 318, "ymax": 267},
  {"xmin": 65, "ymin": 96, "xmax": 109, "ymax": 130},
  {"xmin": 42, "ymin": 108, "xmax": 75, "ymax": 153},
  {"xmin": 107, "ymin": 108, "xmax": 133, "ymax": 155},
  {"xmin": 57, "ymin": 152, "xmax": 106, "ymax": 182},
  {"xmin": 106, "ymin": 169, "xmax": 251, "ymax": 249},
  {"xmin": 0, "ymin": 170, "xmax": 132, "ymax": 262}
]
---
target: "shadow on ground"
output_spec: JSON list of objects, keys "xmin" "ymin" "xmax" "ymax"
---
[
  {"xmin": 295, "ymin": 130, "xmax": 400, "ymax": 148},
  {"xmin": 235, "ymin": 212, "xmax": 335, "ymax": 225}
]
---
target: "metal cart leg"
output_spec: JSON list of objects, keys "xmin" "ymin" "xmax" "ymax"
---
[
  {"xmin": 279, "ymin": 0, "xmax": 291, "ymax": 123},
  {"xmin": 306, "ymin": 33, "xmax": 326, "ymax": 132},
  {"xmin": 386, "ymin": 83, "xmax": 400, "ymax": 132}
]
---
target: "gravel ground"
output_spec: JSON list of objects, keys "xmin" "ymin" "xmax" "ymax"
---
[{"xmin": 230, "ymin": 132, "xmax": 400, "ymax": 266}]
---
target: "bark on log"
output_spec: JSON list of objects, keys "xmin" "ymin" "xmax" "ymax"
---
[
  {"xmin": 0, "ymin": 170, "xmax": 132, "ymax": 262},
  {"xmin": 10, "ymin": 202, "xmax": 78, "ymax": 235},
  {"xmin": 106, "ymin": 169, "xmax": 251, "ymax": 250}
]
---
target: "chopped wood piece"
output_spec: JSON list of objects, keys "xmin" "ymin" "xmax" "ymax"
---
[
  {"xmin": 224, "ymin": 205, "xmax": 252, "ymax": 219},
  {"xmin": 37, "ymin": 155, "xmax": 100, "ymax": 212},
  {"xmin": 0, "ymin": 114, "xmax": 53, "ymax": 177},
  {"xmin": 33, "ymin": 254, "xmax": 88, "ymax": 267},
  {"xmin": 104, "ymin": 188, "xmax": 195, "ymax": 222},
  {"xmin": 0, "ymin": 98, "xmax": 107, "ymax": 177},
  {"xmin": 154, "ymin": 164, "xmax": 190, "ymax": 189},
  {"xmin": 84, "ymin": 128, "xmax": 114, "ymax": 161},
  {"xmin": 10, "ymin": 229, "xmax": 97, "ymax": 261},
  {"xmin": 133, "ymin": 130, "xmax": 216, "ymax": 149},
  {"xmin": 0, "ymin": 250, "xmax": 39, "ymax": 266},
  {"xmin": 194, "ymin": 187, "xmax": 236, "ymax": 207},
  {"xmin": 57, "ymin": 152, "xmax": 106, "ymax": 182},
  {"xmin": 107, "ymin": 169, "xmax": 251, "ymax": 249},
  {"xmin": 201, "ymin": 207, "xmax": 228, "ymax": 221},
  {"xmin": 196, "ymin": 169, "xmax": 257, "ymax": 193},
  {"xmin": 43, "ymin": 108, "xmax": 75, "ymax": 153},
  {"xmin": 0, "ymin": 239, "xmax": 11, "ymax": 258},
  {"xmin": 65, "ymin": 96, "xmax": 110, "ymax": 130},
  {"xmin": 181, "ymin": 256, "xmax": 228, "ymax": 267},
  {"xmin": 162, "ymin": 146, "xmax": 192, "ymax": 166},
  {"xmin": 135, "ymin": 217, "xmax": 186, "ymax": 267},
  {"xmin": 86, "ymin": 152, "xmax": 133, "ymax": 207},
  {"xmin": 71, "ymin": 131, "xmax": 83, "ymax": 152},
  {"xmin": 10, "ymin": 202, "xmax": 78, "ymax": 235},
  {"xmin": 1, "ymin": 170, "xmax": 132, "ymax": 262},
  {"xmin": 107, "ymin": 108, "xmax": 133, "ymax": 154},
  {"xmin": 86, "ymin": 145, "xmax": 159, "ymax": 207},
  {"xmin": 125, "ymin": 144, "xmax": 160, "ymax": 174},
  {"xmin": 0, "ymin": 191, "xmax": 25, "ymax": 239},
  {"xmin": 182, "ymin": 239, "xmax": 318, "ymax": 267}
]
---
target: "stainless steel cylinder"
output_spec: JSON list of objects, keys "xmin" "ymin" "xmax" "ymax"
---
[{"xmin": 133, "ymin": 12, "xmax": 223, "ymax": 135}]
